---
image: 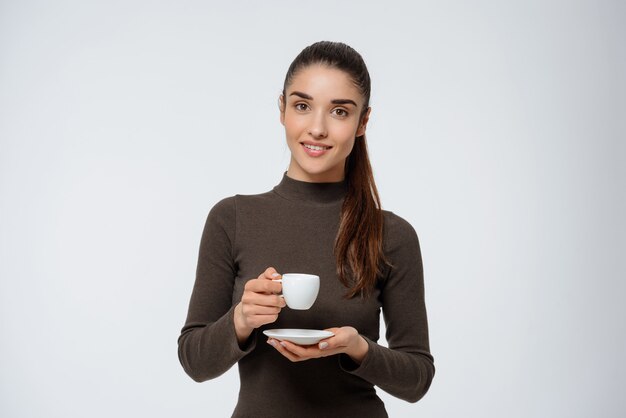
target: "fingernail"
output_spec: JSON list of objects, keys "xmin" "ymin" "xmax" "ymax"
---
[
  {"xmin": 319, "ymin": 342, "xmax": 329, "ymax": 350},
  {"xmin": 267, "ymin": 339, "xmax": 276, "ymax": 346},
  {"xmin": 279, "ymin": 341, "xmax": 286, "ymax": 347},
  {"xmin": 272, "ymin": 273, "xmax": 280, "ymax": 277}
]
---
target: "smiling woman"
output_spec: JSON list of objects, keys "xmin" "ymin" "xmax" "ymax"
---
[
  {"xmin": 279, "ymin": 64, "xmax": 370, "ymax": 183},
  {"xmin": 177, "ymin": 40, "xmax": 435, "ymax": 418}
]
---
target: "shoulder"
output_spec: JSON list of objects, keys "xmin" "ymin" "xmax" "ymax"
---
[
  {"xmin": 379, "ymin": 210, "xmax": 424, "ymax": 286},
  {"xmin": 210, "ymin": 194, "xmax": 237, "ymax": 209},
  {"xmin": 382, "ymin": 209, "xmax": 420, "ymax": 251},
  {"xmin": 206, "ymin": 188, "xmax": 276, "ymax": 224},
  {"xmin": 207, "ymin": 195, "xmax": 236, "ymax": 220},
  {"xmin": 233, "ymin": 189, "xmax": 277, "ymax": 207},
  {"xmin": 380, "ymin": 210, "xmax": 422, "ymax": 275}
]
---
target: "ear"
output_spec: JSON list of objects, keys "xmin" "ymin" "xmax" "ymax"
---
[
  {"xmin": 355, "ymin": 106, "xmax": 371, "ymax": 137},
  {"xmin": 278, "ymin": 94, "xmax": 285, "ymax": 126}
]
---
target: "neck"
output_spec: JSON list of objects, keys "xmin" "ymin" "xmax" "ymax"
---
[
  {"xmin": 286, "ymin": 164, "xmax": 345, "ymax": 183},
  {"xmin": 272, "ymin": 171, "xmax": 348, "ymax": 205}
]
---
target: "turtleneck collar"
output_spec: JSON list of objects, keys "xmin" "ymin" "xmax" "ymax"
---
[{"xmin": 272, "ymin": 171, "xmax": 348, "ymax": 205}]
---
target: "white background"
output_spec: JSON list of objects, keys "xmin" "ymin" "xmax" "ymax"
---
[{"xmin": 1, "ymin": 1, "xmax": 624, "ymax": 417}]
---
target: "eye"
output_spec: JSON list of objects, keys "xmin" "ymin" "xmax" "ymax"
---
[
  {"xmin": 294, "ymin": 103, "xmax": 309, "ymax": 111},
  {"xmin": 333, "ymin": 108, "xmax": 349, "ymax": 117}
]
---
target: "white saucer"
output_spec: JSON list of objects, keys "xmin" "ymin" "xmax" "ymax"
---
[{"xmin": 263, "ymin": 329, "xmax": 334, "ymax": 345}]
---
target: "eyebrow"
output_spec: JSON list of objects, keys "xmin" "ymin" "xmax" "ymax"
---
[{"xmin": 289, "ymin": 91, "xmax": 358, "ymax": 107}]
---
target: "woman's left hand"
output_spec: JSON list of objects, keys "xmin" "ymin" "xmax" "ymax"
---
[{"xmin": 267, "ymin": 326, "xmax": 369, "ymax": 365}]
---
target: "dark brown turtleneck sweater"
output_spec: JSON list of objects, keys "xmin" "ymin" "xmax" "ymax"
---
[{"xmin": 177, "ymin": 171, "xmax": 435, "ymax": 418}]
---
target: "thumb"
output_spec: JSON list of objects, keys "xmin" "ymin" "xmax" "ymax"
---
[
  {"xmin": 263, "ymin": 266, "xmax": 282, "ymax": 280},
  {"xmin": 319, "ymin": 328, "xmax": 342, "ymax": 350}
]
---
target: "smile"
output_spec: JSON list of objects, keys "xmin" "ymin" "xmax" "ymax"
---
[
  {"xmin": 303, "ymin": 143, "xmax": 332, "ymax": 150},
  {"xmin": 301, "ymin": 143, "xmax": 332, "ymax": 157}
]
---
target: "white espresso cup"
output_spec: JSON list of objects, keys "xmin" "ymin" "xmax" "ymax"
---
[{"xmin": 272, "ymin": 273, "xmax": 320, "ymax": 310}]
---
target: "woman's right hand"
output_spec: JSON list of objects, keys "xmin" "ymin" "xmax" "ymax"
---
[{"xmin": 234, "ymin": 267, "xmax": 286, "ymax": 345}]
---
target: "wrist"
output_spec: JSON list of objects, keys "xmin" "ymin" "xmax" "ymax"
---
[
  {"xmin": 347, "ymin": 335, "xmax": 369, "ymax": 365},
  {"xmin": 233, "ymin": 303, "xmax": 253, "ymax": 344}
]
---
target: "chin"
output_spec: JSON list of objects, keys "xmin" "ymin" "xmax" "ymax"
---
[
  {"xmin": 303, "ymin": 166, "xmax": 342, "ymax": 182},
  {"xmin": 298, "ymin": 160, "xmax": 329, "ymax": 173}
]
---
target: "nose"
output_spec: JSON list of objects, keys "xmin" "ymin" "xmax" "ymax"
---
[{"xmin": 308, "ymin": 111, "xmax": 328, "ymax": 138}]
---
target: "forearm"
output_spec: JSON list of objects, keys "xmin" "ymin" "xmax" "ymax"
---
[
  {"xmin": 233, "ymin": 302, "xmax": 254, "ymax": 346},
  {"xmin": 345, "ymin": 334, "xmax": 369, "ymax": 365},
  {"xmin": 339, "ymin": 337, "xmax": 435, "ymax": 403},
  {"xmin": 178, "ymin": 304, "xmax": 256, "ymax": 382}
]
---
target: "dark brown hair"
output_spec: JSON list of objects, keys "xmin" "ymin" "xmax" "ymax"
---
[{"xmin": 281, "ymin": 41, "xmax": 393, "ymax": 298}]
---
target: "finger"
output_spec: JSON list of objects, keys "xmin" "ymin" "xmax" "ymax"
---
[
  {"xmin": 263, "ymin": 267, "xmax": 282, "ymax": 280},
  {"xmin": 318, "ymin": 328, "xmax": 340, "ymax": 349},
  {"xmin": 242, "ymin": 292, "xmax": 284, "ymax": 308},
  {"xmin": 246, "ymin": 314, "xmax": 279, "ymax": 328},
  {"xmin": 318, "ymin": 329, "xmax": 349, "ymax": 350},
  {"xmin": 278, "ymin": 340, "xmax": 322, "ymax": 359},
  {"xmin": 244, "ymin": 304, "xmax": 282, "ymax": 315},
  {"xmin": 246, "ymin": 277, "xmax": 282, "ymax": 295},
  {"xmin": 264, "ymin": 267, "xmax": 283, "ymax": 294},
  {"xmin": 264, "ymin": 267, "xmax": 283, "ymax": 293},
  {"xmin": 318, "ymin": 339, "xmax": 348, "ymax": 352},
  {"xmin": 328, "ymin": 327, "xmax": 359, "ymax": 348},
  {"xmin": 267, "ymin": 339, "xmax": 301, "ymax": 362}
]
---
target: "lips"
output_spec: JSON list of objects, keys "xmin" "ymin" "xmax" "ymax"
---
[
  {"xmin": 301, "ymin": 143, "xmax": 331, "ymax": 157},
  {"xmin": 302, "ymin": 143, "xmax": 332, "ymax": 151}
]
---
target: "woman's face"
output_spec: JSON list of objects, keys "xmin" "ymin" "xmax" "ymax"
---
[{"xmin": 280, "ymin": 64, "xmax": 371, "ymax": 183}]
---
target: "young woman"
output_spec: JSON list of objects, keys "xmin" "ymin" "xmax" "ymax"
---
[{"xmin": 177, "ymin": 40, "xmax": 435, "ymax": 418}]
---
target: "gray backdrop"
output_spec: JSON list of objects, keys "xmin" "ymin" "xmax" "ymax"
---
[{"xmin": 1, "ymin": 0, "xmax": 624, "ymax": 417}]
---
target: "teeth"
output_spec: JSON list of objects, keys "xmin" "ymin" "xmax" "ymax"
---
[{"xmin": 304, "ymin": 144, "xmax": 330, "ymax": 151}]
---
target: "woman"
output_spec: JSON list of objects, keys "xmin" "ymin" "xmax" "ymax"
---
[{"xmin": 177, "ymin": 40, "xmax": 435, "ymax": 417}]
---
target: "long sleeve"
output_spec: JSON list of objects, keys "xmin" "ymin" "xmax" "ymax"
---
[
  {"xmin": 338, "ymin": 213, "xmax": 435, "ymax": 402},
  {"xmin": 176, "ymin": 173, "xmax": 435, "ymax": 416},
  {"xmin": 177, "ymin": 196, "xmax": 257, "ymax": 382}
]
